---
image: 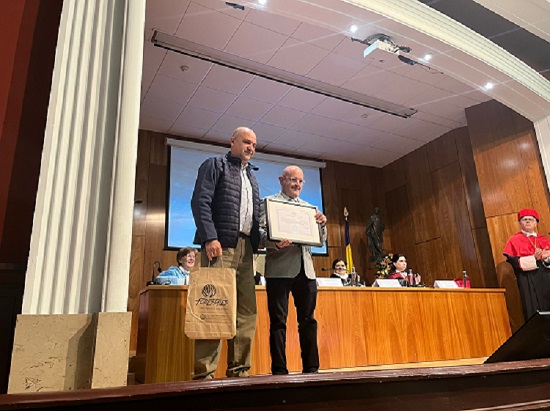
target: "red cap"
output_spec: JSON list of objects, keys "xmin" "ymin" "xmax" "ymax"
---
[{"xmin": 518, "ymin": 208, "xmax": 540, "ymax": 222}]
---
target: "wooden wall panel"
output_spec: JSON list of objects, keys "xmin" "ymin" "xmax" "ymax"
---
[
  {"xmin": 432, "ymin": 163, "xmax": 480, "ymax": 282},
  {"xmin": 337, "ymin": 187, "xmax": 372, "ymax": 278},
  {"xmin": 521, "ymin": 130, "xmax": 550, "ymax": 234},
  {"xmin": 427, "ymin": 129, "xmax": 458, "ymax": 172},
  {"xmin": 414, "ymin": 239, "xmax": 445, "ymax": 285},
  {"xmin": 466, "ymin": 100, "xmax": 533, "ymax": 217},
  {"xmin": 486, "ymin": 214, "xmax": 524, "ymax": 331},
  {"xmin": 455, "ymin": 127, "xmax": 486, "ymax": 230},
  {"xmin": 404, "ymin": 148, "xmax": 440, "ymax": 243},
  {"xmin": 149, "ymin": 131, "xmax": 168, "ymax": 166},
  {"xmin": 321, "ymin": 161, "xmax": 340, "ymax": 248},
  {"xmin": 472, "ymin": 227, "xmax": 497, "ymax": 288},
  {"xmin": 383, "ymin": 157, "xmax": 406, "ymax": 192},
  {"xmin": 467, "ymin": 100, "xmax": 550, "ymax": 330},
  {"xmin": 385, "ymin": 186, "xmax": 417, "ymax": 270}
]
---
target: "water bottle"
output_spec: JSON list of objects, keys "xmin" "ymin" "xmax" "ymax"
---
[
  {"xmin": 462, "ymin": 270, "xmax": 470, "ymax": 288},
  {"xmin": 408, "ymin": 269, "xmax": 414, "ymax": 287},
  {"xmin": 351, "ymin": 266, "xmax": 357, "ymax": 286}
]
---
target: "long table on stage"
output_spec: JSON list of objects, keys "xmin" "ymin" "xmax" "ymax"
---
[{"xmin": 135, "ymin": 286, "xmax": 511, "ymax": 383}]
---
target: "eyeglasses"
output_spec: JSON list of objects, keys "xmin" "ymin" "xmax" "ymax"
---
[
  {"xmin": 521, "ymin": 217, "xmax": 537, "ymax": 222},
  {"xmin": 286, "ymin": 176, "xmax": 305, "ymax": 185},
  {"xmin": 335, "ymin": 265, "xmax": 346, "ymax": 269}
]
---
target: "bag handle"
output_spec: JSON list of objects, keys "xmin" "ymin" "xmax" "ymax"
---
[{"xmin": 208, "ymin": 255, "xmax": 224, "ymax": 268}]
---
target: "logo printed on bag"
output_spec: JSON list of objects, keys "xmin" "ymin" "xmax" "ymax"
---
[
  {"xmin": 195, "ymin": 283, "xmax": 229, "ymax": 306},
  {"xmin": 202, "ymin": 284, "xmax": 217, "ymax": 298}
]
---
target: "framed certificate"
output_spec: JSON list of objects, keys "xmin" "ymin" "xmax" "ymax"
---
[{"xmin": 265, "ymin": 198, "xmax": 323, "ymax": 247}]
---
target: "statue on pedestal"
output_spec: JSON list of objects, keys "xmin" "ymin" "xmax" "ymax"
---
[{"xmin": 366, "ymin": 207, "xmax": 384, "ymax": 258}]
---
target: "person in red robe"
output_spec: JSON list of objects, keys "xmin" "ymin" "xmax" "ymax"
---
[
  {"xmin": 388, "ymin": 254, "xmax": 408, "ymax": 280},
  {"xmin": 503, "ymin": 208, "xmax": 550, "ymax": 321}
]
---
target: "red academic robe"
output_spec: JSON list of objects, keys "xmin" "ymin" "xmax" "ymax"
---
[{"xmin": 503, "ymin": 231, "xmax": 550, "ymax": 321}]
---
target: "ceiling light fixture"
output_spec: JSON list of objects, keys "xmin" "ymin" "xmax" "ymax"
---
[
  {"xmin": 483, "ymin": 82, "xmax": 494, "ymax": 90},
  {"xmin": 422, "ymin": 54, "xmax": 432, "ymax": 61},
  {"xmin": 151, "ymin": 30, "xmax": 417, "ymax": 118},
  {"xmin": 258, "ymin": 0, "xmax": 267, "ymax": 5},
  {"xmin": 350, "ymin": 24, "xmax": 358, "ymax": 33}
]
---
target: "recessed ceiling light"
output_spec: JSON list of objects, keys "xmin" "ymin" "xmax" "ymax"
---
[
  {"xmin": 180, "ymin": 65, "xmax": 189, "ymax": 72},
  {"xmin": 423, "ymin": 54, "xmax": 432, "ymax": 61},
  {"xmin": 483, "ymin": 82, "xmax": 494, "ymax": 90},
  {"xmin": 258, "ymin": 0, "xmax": 267, "ymax": 5},
  {"xmin": 350, "ymin": 25, "xmax": 358, "ymax": 33},
  {"xmin": 361, "ymin": 113, "xmax": 369, "ymax": 119}
]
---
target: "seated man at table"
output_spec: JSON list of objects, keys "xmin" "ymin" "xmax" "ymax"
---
[{"xmin": 260, "ymin": 165, "xmax": 327, "ymax": 375}]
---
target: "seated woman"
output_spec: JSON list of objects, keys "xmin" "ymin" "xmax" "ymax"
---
[
  {"xmin": 388, "ymin": 253, "xmax": 421, "ymax": 286},
  {"xmin": 388, "ymin": 254, "xmax": 408, "ymax": 280},
  {"xmin": 154, "ymin": 247, "xmax": 196, "ymax": 285},
  {"xmin": 331, "ymin": 258, "xmax": 349, "ymax": 285}
]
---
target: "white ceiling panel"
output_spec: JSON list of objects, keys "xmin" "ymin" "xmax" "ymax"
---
[
  {"xmin": 272, "ymin": 129, "xmax": 312, "ymax": 148},
  {"xmin": 169, "ymin": 124, "xmax": 208, "ymax": 140},
  {"xmin": 244, "ymin": 7, "xmax": 301, "ymax": 36},
  {"xmin": 224, "ymin": 21, "xmax": 288, "ymax": 64},
  {"xmin": 252, "ymin": 122, "xmax": 286, "ymax": 145},
  {"xmin": 211, "ymin": 114, "xmax": 255, "ymax": 135},
  {"xmin": 140, "ymin": 0, "xmax": 550, "ymax": 168},
  {"xmin": 186, "ymin": 86, "xmax": 236, "ymax": 113},
  {"xmin": 145, "ymin": 0, "xmax": 190, "ymax": 34},
  {"xmin": 157, "ymin": 52, "xmax": 213, "ymax": 84},
  {"xmin": 139, "ymin": 114, "xmax": 175, "ymax": 133},
  {"xmin": 173, "ymin": 105, "xmax": 222, "ymax": 130},
  {"xmin": 193, "ymin": 0, "xmax": 250, "ymax": 19},
  {"xmin": 240, "ymin": 77, "xmax": 291, "ymax": 104},
  {"xmin": 201, "ymin": 65, "xmax": 255, "ymax": 94},
  {"xmin": 307, "ymin": 52, "xmax": 366, "ymax": 86},
  {"xmin": 175, "ymin": 2, "xmax": 241, "ymax": 50},
  {"xmin": 268, "ymin": 38, "xmax": 329, "ymax": 76},
  {"xmin": 260, "ymin": 106, "xmax": 306, "ymax": 128},
  {"xmin": 140, "ymin": 94, "xmax": 182, "ymax": 123},
  {"xmin": 310, "ymin": 99, "xmax": 356, "ymax": 120},
  {"xmin": 226, "ymin": 96, "xmax": 272, "ymax": 121},
  {"xmin": 145, "ymin": 75, "xmax": 198, "ymax": 105},
  {"xmin": 292, "ymin": 21, "xmax": 345, "ymax": 51},
  {"xmin": 277, "ymin": 88, "xmax": 326, "ymax": 112},
  {"xmin": 370, "ymin": 134, "xmax": 426, "ymax": 153}
]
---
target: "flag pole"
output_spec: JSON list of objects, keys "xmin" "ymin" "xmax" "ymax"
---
[{"xmin": 344, "ymin": 207, "xmax": 354, "ymax": 274}]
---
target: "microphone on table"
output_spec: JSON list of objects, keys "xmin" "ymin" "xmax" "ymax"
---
[{"xmin": 146, "ymin": 260, "xmax": 162, "ymax": 285}]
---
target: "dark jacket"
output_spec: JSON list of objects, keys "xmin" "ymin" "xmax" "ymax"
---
[{"xmin": 191, "ymin": 152, "xmax": 261, "ymax": 251}]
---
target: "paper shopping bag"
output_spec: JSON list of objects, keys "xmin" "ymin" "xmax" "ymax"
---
[{"xmin": 184, "ymin": 266, "xmax": 237, "ymax": 339}]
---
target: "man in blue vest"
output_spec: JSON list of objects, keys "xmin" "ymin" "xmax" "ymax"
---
[{"xmin": 191, "ymin": 127, "xmax": 261, "ymax": 379}]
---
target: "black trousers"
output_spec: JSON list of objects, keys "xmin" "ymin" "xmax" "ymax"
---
[{"xmin": 266, "ymin": 270, "xmax": 319, "ymax": 374}]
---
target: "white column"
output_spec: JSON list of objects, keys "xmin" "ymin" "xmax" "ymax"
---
[
  {"xmin": 23, "ymin": 0, "xmax": 145, "ymax": 315},
  {"xmin": 535, "ymin": 115, "xmax": 550, "ymax": 191}
]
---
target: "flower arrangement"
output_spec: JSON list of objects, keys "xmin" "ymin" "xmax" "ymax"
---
[{"xmin": 371, "ymin": 253, "xmax": 393, "ymax": 278}]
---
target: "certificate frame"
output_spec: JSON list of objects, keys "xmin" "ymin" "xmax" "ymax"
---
[{"xmin": 265, "ymin": 198, "xmax": 323, "ymax": 247}]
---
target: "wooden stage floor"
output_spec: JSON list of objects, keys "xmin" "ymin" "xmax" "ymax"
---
[{"xmin": 2, "ymin": 358, "xmax": 550, "ymax": 410}]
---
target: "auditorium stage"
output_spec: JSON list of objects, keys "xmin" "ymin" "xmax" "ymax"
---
[{"xmin": 1, "ymin": 358, "xmax": 550, "ymax": 410}]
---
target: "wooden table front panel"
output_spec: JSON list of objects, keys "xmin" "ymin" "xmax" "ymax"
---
[{"xmin": 136, "ymin": 286, "xmax": 511, "ymax": 382}]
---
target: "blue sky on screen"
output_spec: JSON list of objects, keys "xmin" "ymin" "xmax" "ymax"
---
[{"xmin": 168, "ymin": 146, "xmax": 326, "ymax": 253}]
